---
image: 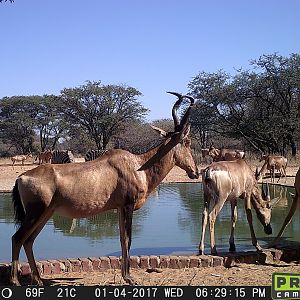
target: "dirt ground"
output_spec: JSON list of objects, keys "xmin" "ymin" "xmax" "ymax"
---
[{"xmin": 0, "ymin": 157, "xmax": 299, "ymax": 286}]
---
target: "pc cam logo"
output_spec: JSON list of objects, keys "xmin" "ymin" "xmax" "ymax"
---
[{"xmin": 272, "ymin": 273, "xmax": 300, "ymax": 299}]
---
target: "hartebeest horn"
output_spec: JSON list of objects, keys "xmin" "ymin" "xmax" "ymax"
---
[
  {"xmin": 167, "ymin": 91, "xmax": 183, "ymax": 131},
  {"xmin": 179, "ymin": 95, "xmax": 195, "ymax": 128},
  {"xmin": 255, "ymin": 167, "xmax": 260, "ymax": 180}
]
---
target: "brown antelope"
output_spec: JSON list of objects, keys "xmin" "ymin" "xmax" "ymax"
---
[
  {"xmin": 208, "ymin": 146, "xmax": 245, "ymax": 162},
  {"xmin": 199, "ymin": 159, "xmax": 276, "ymax": 255},
  {"xmin": 271, "ymin": 168, "xmax": 300, "ymax": 246},
  {"xmin": 11, "ymin": 153, "xmax": 33, "ymax": 170},
  {"xmin": 10, "ymin": 92, "xmax": 199, "ymax": 286},
  {"xmin": 256, "ymin": 155, "xmax": 288, "ymax": 183},
  {"xmin": 201, "ymin": 148, "xmax": 210, "ymax": 158},
  {"xmin": 35, "ymin": 150, "xmax": 53, "ymax": 165}
]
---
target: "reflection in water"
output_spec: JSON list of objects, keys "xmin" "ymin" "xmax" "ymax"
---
[{"xmin": 0, "ymin": 183, "xmax": 299, "ymax": 261}]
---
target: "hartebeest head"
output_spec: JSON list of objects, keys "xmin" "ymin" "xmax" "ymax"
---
[
  {"xmin": 251, "ymin": 182, "xmax": 274, "ymax": 235},
  {"xmin": 147, "ymin": 92, "xmax": 199, "ymax": 179}
]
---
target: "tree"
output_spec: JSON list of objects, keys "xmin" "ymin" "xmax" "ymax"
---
[
  {"xmin": 35, "ymin": 95, "xmax": 67, "ymax": 151},
  {"xmin": 0, "ymin": 96, "xmax": 39, "ymax": 153},
  {"xmin": 188, "ymin": 53, "xmax": 300, "ymax": 156},
  {"xmin": 60, "ymin": 81, "xmax": 148, "ymax": 150}
]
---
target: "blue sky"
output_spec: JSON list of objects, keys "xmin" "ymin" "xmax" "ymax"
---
[{"xmin": 0, "ymin": 0, "xmax": 299, "ymax": 120}]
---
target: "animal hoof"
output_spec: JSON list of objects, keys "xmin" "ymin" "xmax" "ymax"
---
[
  {"xmin": 32, "ymin": 278, "xmax": 44, "ymax": 286},
  {"xmin": 255, "ymin": 246, "xmax": 262, "ymax": 252},
  {"xmin": 211, "ymin": 246, "xmax": 218, "ymax": 256},
  {"xmin": 229, "ymin": 245, "xmax": 236, "ymax": 252},
  {"xmin": 10, "ymin": 280, "xmax": 21, "ymax": 286}
]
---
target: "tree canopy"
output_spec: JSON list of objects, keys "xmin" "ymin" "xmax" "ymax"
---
[
  {"xmin": 60, "ymin": 81, "xmax": 148, "ymax": 150},
  {"xmin": 188, "ymin": 53, "xmax": 300, "ymax": 156},
  {"xmin": 0, "ymin": 81, "xmax": 148, "ymax": 155}
]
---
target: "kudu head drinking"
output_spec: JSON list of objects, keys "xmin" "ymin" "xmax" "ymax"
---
[{"xmin": 147, "ymin": 92, "xmax": 199, "ymax": 179}]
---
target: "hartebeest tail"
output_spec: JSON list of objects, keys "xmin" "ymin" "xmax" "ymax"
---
[{"xmin": 12, "ymin": 182, "xmax": 25, "ymax": 226}]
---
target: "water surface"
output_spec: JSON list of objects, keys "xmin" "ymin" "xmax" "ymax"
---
[{"xmin": 0, "ymin": 183, "xmax": 299, "ymax": 262}]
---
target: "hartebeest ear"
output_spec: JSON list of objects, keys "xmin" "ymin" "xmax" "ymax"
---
[
  {"xmin": 150, "ymin": 125, "xmax": 168, "ymax": 137},
  {"xmin": 179, "ymin": 123, "xmax": 191, "ymax": 141}
]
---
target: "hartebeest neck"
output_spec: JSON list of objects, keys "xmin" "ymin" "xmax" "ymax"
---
[
  {"xmin": 251, "ymin": 185, "xmax": 267, "ymax": 210},
  {"xmin": 138, "ymin": 142, "xmax": 177, "ymax": 194}
]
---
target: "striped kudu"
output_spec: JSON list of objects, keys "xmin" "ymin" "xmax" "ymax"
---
[
  {"xmin": 10, "ymin": 92, "xmax": 199, "ymax": 286},
  {"xmin": 199, "ymin": 159, "xmax": 277, "ymax": 255}
]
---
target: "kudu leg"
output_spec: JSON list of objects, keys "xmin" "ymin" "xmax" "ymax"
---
[
  {"xmin": 11, "ymin": 206, "xmax": 54, "ymax": 286},
  {"xmin": 229, "ymin": 200, "xmax": 238, "ymax": 252},
  {"xmin": 118, "ymin": 204, "xmax": 135, "ymax": 285},
  {"xmin": 244, "ymin": 196, "xmax": 261, "ymax": 251}
]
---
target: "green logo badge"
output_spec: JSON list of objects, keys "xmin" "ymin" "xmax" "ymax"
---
[{"xmin": 272, "ymin": 273, "xmax": 300, "ymax": 299}]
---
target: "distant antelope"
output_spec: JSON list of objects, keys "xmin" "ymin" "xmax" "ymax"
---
[
  {"xmin": 10, "ymin": 92, "xmax": 199, "ymax": 286},
  {"xmin": 271, "ymin": 168, "xmax": 300, "ymax": 246},
  {"xmin": 11, "ymin": 153, "xmax": 32, "ymax": 170},
  {"xmin": 199, "ymin": 159, "xmax": 276, "ymax": 255},
  {"xmin": 208, "ymin": 146, "xmax": 245, "ymax": 162},
  {"xmin": 35, "ymin": 150, "xmax": 53, "ymax": 165},
  {"xmin": 256, "ymin": 155, "xmax": 288, "ymax": 183}
]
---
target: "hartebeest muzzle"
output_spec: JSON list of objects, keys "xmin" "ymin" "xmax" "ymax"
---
[
  {"xmin": 264, "ymin": 224, "xmax": 272, "ymax": 235},
  {"xmin": 187, "ymin": 169, "xmax": 200, "ymax": 179}
]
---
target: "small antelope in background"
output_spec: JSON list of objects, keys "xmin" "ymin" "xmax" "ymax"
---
[
  {"xmin": 271, "ymin": 167, "xmax": 300, "ymax": 246},
  {"xmin": 208, "ymin": 146, "xmax": 245, "ymax": 162},
  {"xmin": 199, "ymin": 159, "xmax": 277, "ymax": 255},
  {"xmin": 10, "ymin": 92, "xmax": 199, "ymax": 286},
  {"xmin": 35, "ymin": 150, "xmax": 53, "ymax": 165},
  {"xmin": 256, "ymin": 155, "xmax": 288, "ymax": 183},
  {"xmin": 11, "ymin": 153, "xmax": 32, "ymax": 170}
]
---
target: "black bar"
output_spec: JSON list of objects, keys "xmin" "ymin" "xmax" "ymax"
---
[{"xmin": 0, "ymin": 286, "xmax": 272, "ymax": 300}]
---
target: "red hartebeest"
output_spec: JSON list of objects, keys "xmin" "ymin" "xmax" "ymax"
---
[
  {"xmin": 10, "ymin": 92, "xmax": 199, "ymax": 286},
  {"xmin": 256, "ymin": 155, "xmax": 288, "ymax": 183},
  {"xmin": 199, "ymin": 159, "xmax": 276, "ymax": 255},
  {"xmin": 270, "ymin": 167, "xmax": 300, "ymax": 246},
  {"xmin": 35, "ymin": 150, "xmax": 53, "ymax": 165},
  {"xmin": 11, "ymin": 153, "xmax": 33, "ymax": 170},
  {"xmin": 207, "ymin": 146, "xmax": 245, "ymax": 162}
]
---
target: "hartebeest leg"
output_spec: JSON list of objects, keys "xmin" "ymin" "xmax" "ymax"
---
[
  {"xmin": 270, "ymin": 193, "xmax": 299, "ymax": 247},
  {"xmin": 118, "ymin": 203, "xmax": 135, "ymax": 285},
  {"xmin": 199, "ymin": 200, "xmax": 209, "ymax": 255},
  {"xmin": 244, "ymin": 195, "xmax": 261, "ymax": 251},
  {"xmin": 10, "ymin": 206, "xmax": 55, "ymax": 286},
  {"xmin": 208, "ymin": 195, "xmax": 228, "ymax": 255},
  {"xmin": 229, "ymin": 200, "xmax": 238, "ymax": 252},
  {"xmin": 23, "ymin": 210, "xmax": 54, "ymax": 286}
]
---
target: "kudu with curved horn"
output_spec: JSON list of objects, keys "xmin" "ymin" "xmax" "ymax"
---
[
  {"xmin": 199, "ymin": 159, "xmax": 275, "ymax": 255},
  {"xmin": 10, "ymin": 92, "xmax": 199, "ymax": 286}
]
